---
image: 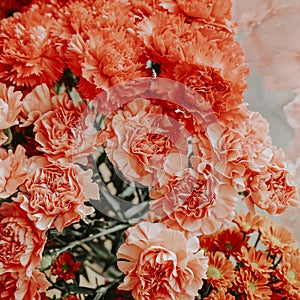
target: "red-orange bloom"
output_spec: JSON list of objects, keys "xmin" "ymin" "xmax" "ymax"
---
[
  {"xmin": 51, "ymin": 252, "xmax": 81, "ymax": 282},
  {"xmin": 62, "ymin": 296, "xmax": 81, "ymax": 300},
  {"xmin": 233, "ymin": 211, "xmax": 264, "ymax": 234},
  {"xmin": 0, "ymin": 8, "xmax": 65, "ymax": 87},
  {"xmin": 214, "ymin": 227, "xmax": 248, "ymax": 258}
]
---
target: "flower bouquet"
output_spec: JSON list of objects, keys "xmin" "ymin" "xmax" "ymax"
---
[{"xmin": 0, "ymin": 0, "xmax": 299, "ymax": 299}]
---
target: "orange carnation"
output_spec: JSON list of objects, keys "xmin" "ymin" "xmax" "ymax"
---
[
  {"xmin": 0, "ymin": 8, "xmax": 64, "ymax": 87},
  {"xmin": 117, "ymin": 222, "xmax": 208, "ymax": 300}
]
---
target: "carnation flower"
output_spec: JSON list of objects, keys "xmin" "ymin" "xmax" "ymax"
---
[
  {"xmin": 0, "ymin": 145, "xmax": 29, "ymax": 198},
  {"xmin": 19, "ymin": 84, "xmax": 72, "ymax": 127},
  {"xmin": 98, "ymin": 98, "xmax": 189, "ymax": 188},
  {"xmin": 243, "ymin": 147, "xmax": 299, "ymax": 214},
  {"xmin": 33, "ymin": 100, "xmax": 98, "ymax": 165},
  {"xmin": 0, "ymin": 201, "xmax": 46, "ymax": 276},
  {"xmin": 14, "ymin": 162, "xmax": 98, "ymax": 232},
  {"xmin": 0, "ymin": 82, "xmax": 22, "ymax": 130},
  {"xmin": 159, "ymin": 0, "xmax": 234, "ymax": 30},
  {"xmin": 0, "ymin": 269, "xmax": 49, "ymax": 300},
  {"xmin": 117, "ymin": 222, "xmax": 208, "ymax": 300},
  {"xmin": 150, "ymin": 168, "xmax": 238, "ymax": 236},
  {"xmin": 0, "ymin": 8, "xmax": 64, "ymax": 87}
]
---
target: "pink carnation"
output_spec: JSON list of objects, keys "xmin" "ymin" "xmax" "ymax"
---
[
  {"xmin": 0, "ymin": 201, "xmax": 46, "ymax": 276},
  {"xmin": 0, "ymin": 82, "xmax": 22, "ymax": 130},
  {"xmin": 0, "ymin": 145, "xmax": 29, "ymax": 198},
  {"xmin": 117, "ymin": 222, "xmax": 208, "ymax": 300},
  {"xmin": 0, "ymin": 269, "xmax": 49, "ymax": 300},
  {"xmin": 98, "ymin": 98, "xmax": 189, "ymax": 188},
  {"xmin": 14, "ymin": 162, "xmax": 99, "ymax": 232},
  {"xmin": 150, "ymin": 168, "xmax": 238, "ymax": 236},
  {"xmin": 33, "ymin": 100, "xmax": 98, "ymax": 165},
  {"xmin": 243, "ymin": 147, "xmax": 299, "ymax": 214}
]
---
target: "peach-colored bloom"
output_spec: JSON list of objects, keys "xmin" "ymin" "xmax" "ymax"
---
[
  {"xmin": 244, "ymin": 147, "xmax": 299, "ymax": 214},
  {"xmin": 216, "ymin": 104, "xmax": 273, "ymax": 187},
  {"xmin": 117, "ymin": 222, "xmax": 208, "ymax": 300},
  {"xmin": 150, "ymin": 168, "xmax": 238, "ymax": 236},
  {"xmin": 98, "ymin": 98, "xmax": 189, "ymax": 188},
  {"xmin": 260, "ymin": 222, "xmax": 296, "ymax": 256},
  {"xmin": 19, "ymin": 84, "xmax": 72, "ymax": 127},
  {"xmin": 233, "ymin": 211, "xmax": 264, "ymax": 234},
  {"xmin": 0, "ymin": 145, "xmax": 28, "ymax": 198},
  {"xmin": 0, "ymin": 269, "xmax": 49, "ymax": 300},
  {"xmin": 0, "ymin": 82, "xmax": 22, "ymax": 130},
  {"xmin": 33, "ymin": 100, "xmax": 98, "ymax": 164},
  {"xmin": 0, "ymin": 201, "xmax": 46, "ymax": 276},
  {"xmin": 0, "ymin": 8, "xmax": 65, "ymax": 87},
  {"xmin": 14, "ymin": 162, "xmax": 98, "ymax": 232}
]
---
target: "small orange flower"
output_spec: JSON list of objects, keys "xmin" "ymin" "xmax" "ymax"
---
[
  {"xmin": 51, "ymin": 252, "xmax": 81, "ymax": 282},
  {"xmin": 234, "ymin": 269, "xmax": 272, "ymax": 300},
  {"xmin": 215, "ymin": 227, "xmax": 248, "ymax": 258},
  {"xmin": 204, "ymin": 289, "xmax": 235, "ymax": 300},
  {"xmin": 260, "ymin": 222, "xmax": 296, "ymax": 256},
  {"xmin": 238, "ymin": 246, "xmax": 272, "ymax": 276},
  {"xmin": 206, "ymin": 252, "xmax": 235, "ymax": 291},
  {"xmin": 233, "ymin": 211, "xmax": 264, "ymax": 234},
  {"xmin": 274, "ymin": 252, "xmax": 300, "ymax": 290}
]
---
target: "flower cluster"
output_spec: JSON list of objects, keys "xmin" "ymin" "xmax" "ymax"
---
[
  {"xmin": 199, "ymin": 212, "xmax": 300, "ymax": 299},
  {"xmin": 0, "ymin": 0, "xmax": 299, "ymax": 299}
]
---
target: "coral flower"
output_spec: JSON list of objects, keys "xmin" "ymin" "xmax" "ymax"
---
[
  {"xmin": 0, "ymin": 9, "xmax": 65, "ymax": 87},
  {"xmin": 234, "ymin": 269, "xmax": 272, "ymax": 300},
  {"xmin": 15, "ymin": 162, "xmax": 98, "ymax": 232},
  {"xmin": 204, "ymin": 290, "xmax": 235, "ymax": 300},
  {"xmin": 62, "ymin": 295, "xmax": 81, "ymax": 300},
  {"xmin": 244, "ymin": 147, "xmax": 299, "ymax": 214},
  {"xmin": 98, "ymin": 98, "xmax": 189, "ymax": 188},
  {"xmin": 233, "ymin": 211, "xmax": 264, "ymax": 234},
  {"xmin": 260, "ymin": 220, "xmax": 296, "ymax": 255},
  {"xmin": 0, "ymin": 82, "xmax": 22, "ymax": 130},
  {"xmin": 0, "ymin": 201, "xmax": 46, "ymax": 276},
  {"xmin": 150, "ymin": 168, "xmax": 238, "ymax": 236},
  {"xmin": 117, "ymin": 222, "xmax": 209, "ymax": 300},
  {"xmin": 0, "ymin": 145, "xmax": 29, "ymax": 198},
  {"xmin": 51, "ymin": 252, "xmax": 81, "ymax": 282},
  {"xmin": 33, "ymin": 100, "xmax": 98, "ymax": 165},
  {"xmin": 206, "ymin": 251, "xmax": 235, "ymax": 291},
  {"xmin": 274, "ymin": 252, "xmax": 300, "ymax": 290},
  {"xmin": 238, "ymin": 246, "xmax": 272, "ymax": 276},
  {"xmin": 0, "ymin": 269, "xmax": 49, "ymax": 300}
]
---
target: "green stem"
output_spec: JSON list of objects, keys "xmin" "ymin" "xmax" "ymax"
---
[{"xmin": 56, "ymin": 224, "xmax": 129, "ymax": 255}]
